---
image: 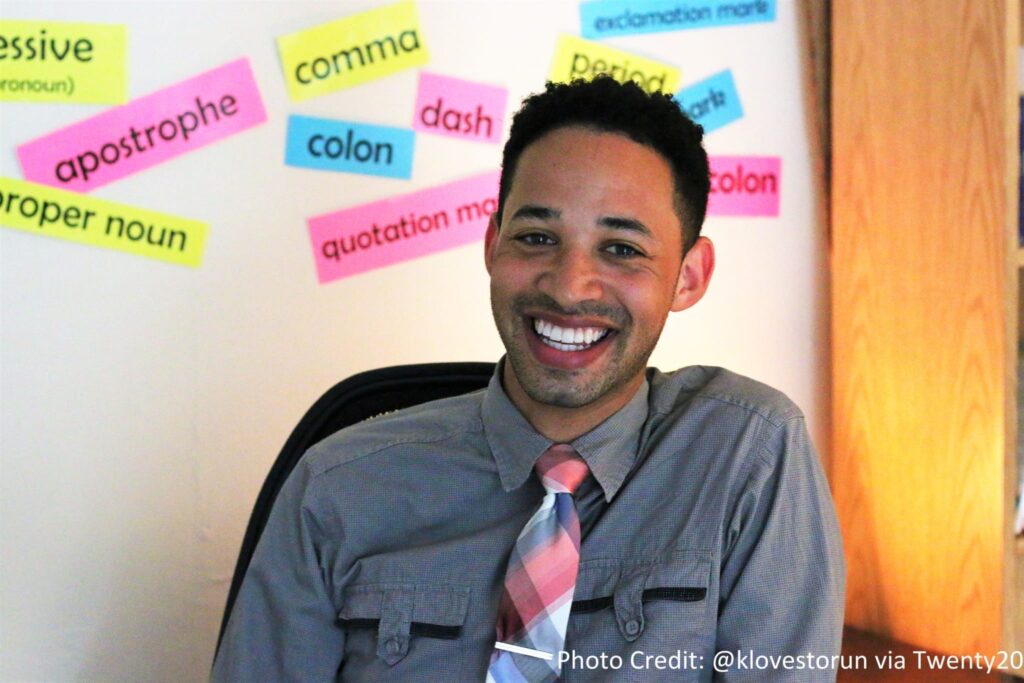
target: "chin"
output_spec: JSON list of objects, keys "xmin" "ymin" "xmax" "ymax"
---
[
  {"xmin": 512, "ymin": 360, "xmax": 619, "ymax": 409},
  {"xmin": 521, "ymin": 383, "xmax": 595, "ymax": 409}
]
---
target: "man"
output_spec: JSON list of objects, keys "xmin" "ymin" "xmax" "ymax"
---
[{"xmin": 213, "ymin": 76, "xmax": 845, "ymax": 682}]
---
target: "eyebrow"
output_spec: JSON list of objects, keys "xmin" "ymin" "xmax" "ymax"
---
[
  {"xmin": 509, "ymin": 206, "xmax": 653, "ymax": 238},
  {"xmin": 509, "ymin": 205, "xmax": 560, "ymax": 222},
  {"xmin": 598, "ymin": 216, "xmax": 653, "ymax": 238}
]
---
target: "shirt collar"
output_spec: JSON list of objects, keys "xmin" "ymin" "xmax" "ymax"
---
[{"xmin": 481, "ymin": 358, "xmax": 649, "ymax": 502}]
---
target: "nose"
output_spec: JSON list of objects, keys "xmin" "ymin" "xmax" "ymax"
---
[{"xmin": 537, "ymin": 248, "xmax": 604, "ymax": 307}]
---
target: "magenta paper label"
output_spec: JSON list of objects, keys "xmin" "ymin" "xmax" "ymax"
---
[
  {"xmin": 18, "ymin": 58, "xmax": 267, "ymax": 192},
  {"xmin": 707, "ymin": 155, "xmax": 781, "ymax": 216},
  {"xmin": 413, "ymin": 72, "xmax": 507, "ymax": 144},
  {"xmin": 309, "ymin": 170, "xmax": 500, "ymax": 283}
]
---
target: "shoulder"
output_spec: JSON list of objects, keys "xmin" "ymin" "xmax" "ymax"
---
[
  {"xmin": 648, "ymin": 365, "xmax": 804, "ymax": 428},
  {"xmin": 300, "ymin": 389, "xmax": 486, "ymax": 479},
  {"xmin": 645, "ymin": 367, "xmax": 822, "ymax": 500}
]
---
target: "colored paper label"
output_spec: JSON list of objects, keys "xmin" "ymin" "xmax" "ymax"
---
[
  {"xmin": 0, "ymin": 20, "xmax": 127, "ymax": 104},
  {"xmin": 676, "ymin": 69, "xmax": 743, "ymax": 133},
  {"xmin": 17, "ymin": 57, "xmax": 266, "ymax": 193},
  {"xmin": 707, "ymin": 155, "xmax": 780, "ymax": 216},
  {"xmin": 285, "ymin": 115, "xmax": 415, "ymax": 179},
  {"xmin": 413, "ymin": 72, "xmax": 507, "ymax": 144},
  {"xmin": 276, "ymin": 1, "xmax": 428, "ymax": 102},
  {"xmin": 0, "ymin": 177, "xmax": 207, "ymax": 267},
  {"xmin": 309, "ymin": 170, "xmax": 499, "ymax": 283},
  {"xmin": 549, "ymin": 34, "xmax": 679, "ymax": 94},
  {"xmin": 580, "ymin": 0, "xmax": 777, "ymax": 38}
]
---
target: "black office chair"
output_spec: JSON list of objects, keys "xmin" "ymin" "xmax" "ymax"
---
[{"xmin": 216, "ymin": 361, "xmax": 496, "ymax": 653}]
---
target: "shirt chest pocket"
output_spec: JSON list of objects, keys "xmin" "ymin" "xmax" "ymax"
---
[
  {"xmin": 566, "ymin": 552, "xmax": 715, "ymax": 667},
  {"xmin": 337, "ymin": 582, "xmax": 470, "ymax": 681}
]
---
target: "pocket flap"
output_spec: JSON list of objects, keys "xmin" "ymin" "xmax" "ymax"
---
[
  {"xmin": 339, "ymin": 582, "xmax": 470, "ymax": 627},
  {"xmin": 338, "ymin": 583, "xmax": 470, "ymax": 666},
  {"xmin": 411, "ymin": 584, "xmax": 471, "ymax": 627},
  {"xmin": 645, "ymin": 552, "xmax": 711, "ymax": 603},
  {"xmin": 569, "ymin": 552, "xmax": 713, "ymax": 641}
]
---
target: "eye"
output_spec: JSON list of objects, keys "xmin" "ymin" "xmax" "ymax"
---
[
  {"xmin": 515, "ymin": 232, "xmax": 557, "ymax": 246},
  {"xmin": 604, "ymin": 242, "xmax": 645, "ymax": 258}
]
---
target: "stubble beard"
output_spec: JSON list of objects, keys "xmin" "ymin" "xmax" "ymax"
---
[{"xmin": 492, "ymin": 294, "xmax": 661, "ymax": 409}]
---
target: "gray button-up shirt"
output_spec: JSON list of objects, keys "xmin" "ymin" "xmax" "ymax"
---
[{"xmin": 213, "ymin": 364, "xmax": 845, "ymax": 682}]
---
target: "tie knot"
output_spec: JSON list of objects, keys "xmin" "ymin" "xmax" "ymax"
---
[{"xmin": 535, "ymin": 444, "xmax": 589, "ymax": 495}]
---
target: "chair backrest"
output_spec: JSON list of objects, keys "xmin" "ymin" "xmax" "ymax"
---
[{"xmin": 216, "ymin": 361, "xmax": 495, "ymax": 651}]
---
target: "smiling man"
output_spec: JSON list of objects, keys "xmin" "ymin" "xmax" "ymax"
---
[
  {"xmin": 487, "ymin": 122, "xmax": 712, "ymax": 444},
  {"xmin": 214, "ymin": 77, "xmax": 845, "ymax": 682}
]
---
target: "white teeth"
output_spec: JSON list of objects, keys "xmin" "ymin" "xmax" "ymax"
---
[{"xmin": 532, "ymin": 318, "xmax": 610, "ymax": 351}]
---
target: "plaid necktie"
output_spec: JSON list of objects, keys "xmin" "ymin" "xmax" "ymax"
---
[{"xmin": 487, "ymin": 444, "xmax": 590, "ymax": 683}]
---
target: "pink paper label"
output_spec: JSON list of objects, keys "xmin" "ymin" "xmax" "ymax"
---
[
  {"xmin": 309, "ymin": 170, "xmax": 500, "ymax": 283},
  {"xmin": 17, "ymin": 58, "xmax": 267, "ymax": 192},
  {"xmin": 413, "ymin": 72, "xmax": 507, "ymax": 144},
  {"xmin": 707, "ymin": 155, "xmax": 781, "ymax": 216}
]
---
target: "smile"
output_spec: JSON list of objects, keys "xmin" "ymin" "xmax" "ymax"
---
[{"xmin": 532, "ymin": 317, "xmax": 611, "ymax": 352}]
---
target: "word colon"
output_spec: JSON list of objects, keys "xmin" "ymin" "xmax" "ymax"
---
[
  {"xmin": 285, "ymin": 115, "xmax": 414, "ymax": 179},
  {"xmin": 707, "ymin": 155, "xmax": 781, "ymax": 216},
  {"xmin": 307, "ymin": 133, "xmax": 394, "ymax": 163}
]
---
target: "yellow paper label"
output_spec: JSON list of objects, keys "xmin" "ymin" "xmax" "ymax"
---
[
  {"xmin": 0, "ymin": 178, "xmax": 208, "ymax": 267},
  {"xmin": 0, "ymin": 20, "xmax": 127, "ymax": 104},
  {"xmin": 549, "ymin": 34, "xmax": 680, "ymax": 94},
  {"xmin": 277, "ymin": 1, "xmax": 428, "ymax": 102}
]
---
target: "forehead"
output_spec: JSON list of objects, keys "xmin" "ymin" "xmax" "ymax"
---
[{"xmin": 505, "ymin": 126, "xmax": 679, "ymax": 228}]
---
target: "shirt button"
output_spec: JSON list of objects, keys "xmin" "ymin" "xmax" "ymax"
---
[
  {"xmin": 624, "ymin": 619, "xmax": 640, "ymax": 636},
  {"xmin": 385, "ymin": 638, "xmax": 401, "ymax": 654}
]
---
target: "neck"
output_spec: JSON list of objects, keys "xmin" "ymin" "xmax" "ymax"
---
[{"xmin": 502, "ymin": 363, "xmax": 644, "ymax": 442}]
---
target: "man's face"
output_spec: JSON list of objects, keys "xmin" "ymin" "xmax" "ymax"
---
[{"xmin": 485, "ymin": 125, "xmax": 698, "ymax": 410}]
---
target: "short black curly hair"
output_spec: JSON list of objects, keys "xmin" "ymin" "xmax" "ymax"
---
[{"xmin": 497, "ymin": 76, "xmax": 710, "ymax": 252}]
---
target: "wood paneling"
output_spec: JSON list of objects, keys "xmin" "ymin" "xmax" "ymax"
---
[
  {"xmin": 1007, "ymin": 0, "xmax": 1023, "ymax": 664},
  {"xmin": 832, "ymin": 0, "xmax": 1017, "ymax": 659}
]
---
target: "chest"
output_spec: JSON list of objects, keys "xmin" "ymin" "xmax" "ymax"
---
[{"xmin": 324, "ymin": 468, "xmax": 727, "ymax": 682}]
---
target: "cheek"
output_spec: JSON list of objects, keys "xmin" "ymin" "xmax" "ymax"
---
[
  {"xmin": 490, "ymin": 260, "xmax": 534, "ymax": 294},
  {"xmin": 613, "ymin": 274, "xmax": 675, "ymax": 325}
]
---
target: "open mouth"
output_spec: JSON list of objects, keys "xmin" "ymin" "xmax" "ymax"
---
[{"xmin": 531, "ymin": 317, "xmax": 613, "ymax": 352}]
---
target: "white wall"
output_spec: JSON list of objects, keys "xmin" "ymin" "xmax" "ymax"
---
[{"xmin": 0, "ymin": 1, "xmax": 827, "ymax": 680}]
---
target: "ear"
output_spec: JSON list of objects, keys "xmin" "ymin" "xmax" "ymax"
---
[
  {"xmin": 670, "ymin": 236, "xmax": 715, "ymax": 312},
  {"xmin": 483, "ymin": 213, "xmax": 500, "ymax": 275}
]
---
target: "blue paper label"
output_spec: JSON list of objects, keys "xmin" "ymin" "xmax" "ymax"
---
[
  {"xmin": 676, "ymin": 69, "xmax": 744, "ymax": 133},
  {"xmin": 285, "ymin": 115, "xmax": 415, "ymax": 179},
  {"xmin": 581, "ymin": 0, "xmax": 776, "ymax": 38}
]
